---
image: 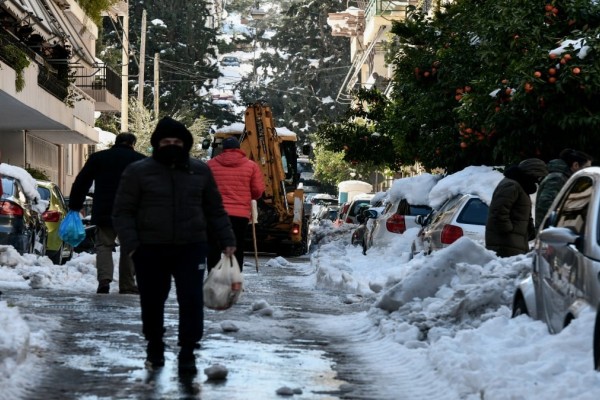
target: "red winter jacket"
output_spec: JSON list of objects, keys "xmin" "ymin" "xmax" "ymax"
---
[{"xmin": 207, "ymin": 149, "xmax": 265, "ymax": 218}]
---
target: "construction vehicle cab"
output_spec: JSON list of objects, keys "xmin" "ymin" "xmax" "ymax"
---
[{"xmin": 205, "ymin": 102, "xmax": 308, "ymax": 256}]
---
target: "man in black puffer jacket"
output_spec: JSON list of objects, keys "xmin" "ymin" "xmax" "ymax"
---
[
  {"xmin": 68, "ymin": 133, "xmax": 145, "ymax": 294},
  {"xmin": 486, "ymin": 158, "xmax": 548, "ymax": 257},
  {"xmin": 112, "ymin": 116, "xmax": 236, "ymax": 374}
]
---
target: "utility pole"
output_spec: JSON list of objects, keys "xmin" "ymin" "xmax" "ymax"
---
[
  {"xmin": 120, "ymin": 0, "xmax": 129, "ymax": 132},
  {"xmin": 154, "ymin": 53, "xmax": 159, "ymax": 117},
  {"xmin": 137, "ymin": 9, "xmax": 146, "ymax": 103}
]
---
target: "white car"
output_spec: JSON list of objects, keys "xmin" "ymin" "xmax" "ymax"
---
[
  {"xmin": 341, "ymin": 193, "xmax": 375, "ymax": 224},
  {"xmin": 412, "ymin": 193, "xmax": 488, "ymax": 256},
  {"xmin": 366, "ymin": 197, "xmax": 432, "ymax": 250}
]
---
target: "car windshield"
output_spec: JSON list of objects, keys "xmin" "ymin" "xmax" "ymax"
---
[
  {"xmin": 350, "ymin": 200, "xmax": 371, "ymax": 216},
  {"xmin": 1, "ymin": 177, "xmax": 14, "ymax": 197},
  {"xmin": 409, "ymin": 205, "xmax": 432, "ymax": 216},
  {"xmin": 456, "ymin": 198, "xmax": 488, "ymax": 225},
  {"xmin": 37, "ymin": 187, "xmax": 51, "ymax": 201}
]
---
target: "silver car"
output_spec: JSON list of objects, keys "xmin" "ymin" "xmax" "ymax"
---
[
  {"xmin": 411, "ymin": 193, "xmax": 488, "ymax": 256},
  {"xmin": 512, "ymin": 167, "xmax": 600, "ymax": 370}
]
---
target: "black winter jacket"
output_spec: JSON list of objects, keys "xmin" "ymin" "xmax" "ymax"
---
[
  {"xmin": 112, "ymin": 157, "xmax": 235, "ymax": 254},
  {"xmin": 68, "ymin": 144, "xmax": 146, "ymax": 227},
  {"xmin": 485, "ymin": 166, "xmax": 536, "ymax": 257}
]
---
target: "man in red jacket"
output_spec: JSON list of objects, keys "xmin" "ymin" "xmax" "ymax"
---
[{"xmin": 207, "ymin": 137, "xmax": 264, "ymax": 271}]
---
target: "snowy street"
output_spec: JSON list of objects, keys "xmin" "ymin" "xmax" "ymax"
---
[{"xmin": 3, "ymin": 254, "xmax": 437, "ymax": 400}]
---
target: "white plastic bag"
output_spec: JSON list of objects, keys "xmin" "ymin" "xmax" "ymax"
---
[{"xmin": 203, "ymin": 256, "xmax": 243, "ymax": 310}]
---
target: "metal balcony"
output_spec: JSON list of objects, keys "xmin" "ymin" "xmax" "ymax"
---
[{"xmin": 71, "ymin": 64, "xmax": 122, "ymax": 112}]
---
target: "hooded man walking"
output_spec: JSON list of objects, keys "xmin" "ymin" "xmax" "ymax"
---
[
  {"xmin": 68, "ymin": 133, "xmax": 145, "ymax": 294},
  {"xmin": 207, "ymin": 137, "xmax": 264, "ymax": 272},
  {"xmin": 112, "ymin": 117, "xmax": 236, "ymax": 374}
]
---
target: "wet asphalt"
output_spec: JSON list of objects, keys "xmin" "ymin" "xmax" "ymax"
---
[{"xmin": 2, "ymin": 255, "xmax": 378, "ymax": 400}]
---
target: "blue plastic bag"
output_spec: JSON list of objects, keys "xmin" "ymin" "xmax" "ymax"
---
[{"xmin": 59, "ymin": 210, "xmax": 86, "ymax": 247}]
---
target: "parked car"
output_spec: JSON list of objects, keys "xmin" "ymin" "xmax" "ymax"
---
[
  {"xmin": 315, "ymin": 205, "xmax": 339, "ymax": 222},
  {"xmin": 366, "ymin": 197, "xmax": 432, "ymax": 251},
  {"xmin": 0, "ymin": 173, "xmax": 48, "ymax": 255},
  {"xmin": 310, "ymin": 193, "xmax": 338, "ymax": 219},
  {"xmin": 411, "ymin": 193, "xmax": 488, "ymax": 257},
  {"xmin": 36, "ymin": 180, "xmax": 73, "ymax": 264},
  {"xmin": 341, "ymin": 193, "xmax": 375, "ymax": 224},
  {"xmin": 220, "ymin": 56, "xmax": 241, "ymax": 66},
  {"xmin": 511, "ymin": 167, "xmax": 600, "ymax": 370}
]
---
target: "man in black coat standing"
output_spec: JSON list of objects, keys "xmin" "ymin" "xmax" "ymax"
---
[
  {"xmin": 112, "ymin": 117, "xmax": 236, "ymax": 374},
  {"xmin": 68, "ymin": 133, "xmax": 146, "ymax": 294}
]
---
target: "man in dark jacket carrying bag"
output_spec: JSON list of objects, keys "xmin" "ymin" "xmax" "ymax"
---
[
  {"xmin": 68, "ymin": 133, "xmax": 145, "ymax": 294},
  {"xmin": 112, "ymin": 116, "xmax": 236, "ymax": 374}
]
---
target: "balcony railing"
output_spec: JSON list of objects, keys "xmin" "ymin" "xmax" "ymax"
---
[
  {"xmin": 364, "ymin": 0, "xmax": 420, "ymax": 21},
  {"xmin": 0, "ymin": 29, "xmax": 70, "ymax": 101},
  {"xmin": 71, "ymin": 64, "xmax": 122, "ymax": 99}
]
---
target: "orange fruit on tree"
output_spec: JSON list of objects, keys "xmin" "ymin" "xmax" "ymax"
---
[
  {"xmin": 460, "ymin": 142, "xmax": 468, "ymax": 149},
  {"xmin": 544, "ymin": 4, "xmax": 553, "ymax": 11},
  {"xmin": 572, "ymin": 67, "xmax": 581, "ymax": 75},
  {"xmin": 548, "ymin": 77, "xmax": 557, "ymax": 84},
  {"xmin": 534, "ymin": 71, "xmax": 542, "ymax": 78},
  {"xmin": 548, "ymin": 67, "xmax": 557, "ymax": 75}
]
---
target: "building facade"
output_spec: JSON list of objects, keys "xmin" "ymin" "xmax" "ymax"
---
[
  {"xmin": 0, "ymin": 0, "xmax": 123, "ymax": 193},
  {"xmin": 327, "ymin": 0, "xmax": 448, "ymax": 101}
]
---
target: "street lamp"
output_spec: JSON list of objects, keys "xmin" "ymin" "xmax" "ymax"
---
[{"xmin": 250, "ymin": 3, "xmax": 266, "ymax": 92}]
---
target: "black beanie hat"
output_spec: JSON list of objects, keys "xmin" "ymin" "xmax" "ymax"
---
[
  {"xmin": 222, "ymin": 136, "xmax": 240, "ymax": 150},
  {"xmin": 150, "ymin": 117, "xmax": 193, "ymax": 152}
]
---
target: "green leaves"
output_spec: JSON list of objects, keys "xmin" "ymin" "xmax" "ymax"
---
[{"xmin": 383, "ymin": 0, "xmax": 600, "ymax": 171}]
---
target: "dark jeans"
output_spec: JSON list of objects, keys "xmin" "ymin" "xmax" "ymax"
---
[
  {"xmin": 132, "ymin": 242, "xmax": 207, "ymax": 347},
  {"xmin": 207, "ymin": 216, "xmax": 249, "ymax": 272}
]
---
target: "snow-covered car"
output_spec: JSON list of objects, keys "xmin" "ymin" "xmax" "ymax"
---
[
  {"xmin": 365, "ymin": 173, "xmax": 439, "ymax": 251},
  {"xmin": 0, "ymin": 165, "xmax": 48, "ymax": 255},
  {"xmin": 411, "ymin": 193, "xmax": 488, "ymax": 256},
  {"xmin": 511, "ymin": 167, "xmax": 600, "ymax": 370},
  {"xmin": 366, "ymin": 198, "xmax": 432, "ymax": 250},
  {"xmin": 341, "ymin": 193, "xmax": 375, "ymax": 224},
  {"xmin": 220, "ymin": 56, "xmax": 241, "ymax": 66},
  {"xmin": 310, "ymin": 193, "xmax": 338, "ymax": 219}
]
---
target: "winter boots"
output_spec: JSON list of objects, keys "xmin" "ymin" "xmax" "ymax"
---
[
  {"xmin": 145, "ymin": 341, "xmax": 165, "ymax": 369},
  {"xmin": 96, "ymin": 279, "xmax": 111, "ymax": 294},
  {"xmin": 177, "ymin": 345, "xmax": 197, "ymax": 374}
]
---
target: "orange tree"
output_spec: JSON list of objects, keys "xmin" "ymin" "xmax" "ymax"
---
[{"xmin": 384, "ymin": 0, "xmax": 600, "ymax": 172}]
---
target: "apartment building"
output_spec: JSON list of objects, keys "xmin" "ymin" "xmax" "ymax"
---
[
  {"xmin": 0, "ymin": 0, "xmax": 123, "ymax": 193},
  {"xmin": 328, "ymin": 0, "xmax": 447, "ymax": 102}
]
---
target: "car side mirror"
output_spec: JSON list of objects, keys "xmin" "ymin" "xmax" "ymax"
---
[
  {"xmin": 201, "ymin": 138, "xmax": 211, "ymax": 150},
  {"xmin": 415, "ymin": 215, "xmax": 424, "ymax": 226}
]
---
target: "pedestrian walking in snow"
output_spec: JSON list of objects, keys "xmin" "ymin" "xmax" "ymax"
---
[
  {"xmin": 486, "ymin": 158, "xmax": 548, "ymax": 257},
  {"xmin": 207, "ymin": 136, "xmax": 264, "ymax": 272},
  {"xmin": 535, "ymin": 148, "xmax": 592, "ymax": 229},
  {"xmin": 68, "ymin": 133, "xmax": 145, "ymax": 294},
  {"xmin": 112, "ymin": 116, "xmax": 236, "ymax": 374}
]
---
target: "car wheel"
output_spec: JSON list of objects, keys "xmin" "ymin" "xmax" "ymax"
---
[
  {"xmin": 50, "ymin": 243, "xmax": 65, "ymax": 265},
  {"xmin": 594, "ymin": 307, "xmax": 600, "ymax": 371},
  {"xmin": 511, "ymin": 295, "xmax": 529, "ymax": 318}
]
